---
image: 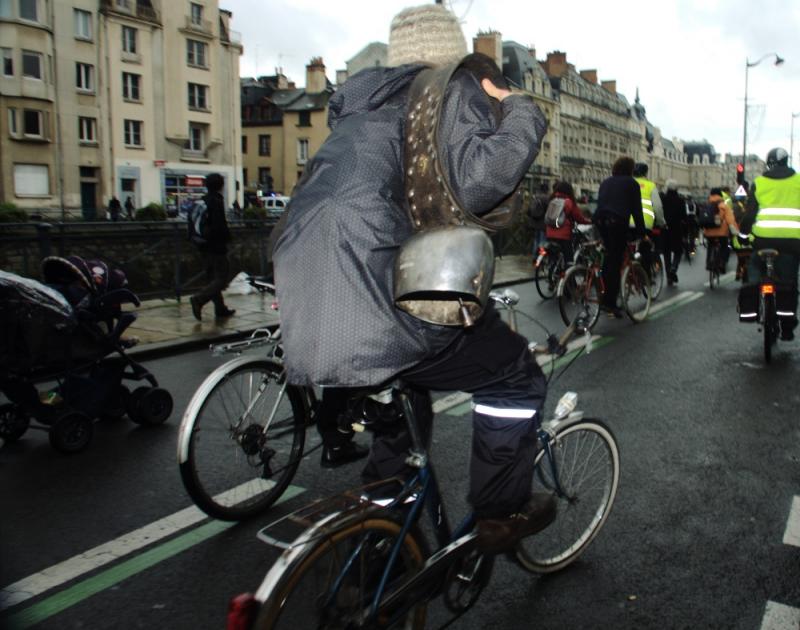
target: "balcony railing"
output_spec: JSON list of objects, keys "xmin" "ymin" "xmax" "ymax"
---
[{"xmin": 184, "ymin": 16, "xmax": 212, "ymax": 35}]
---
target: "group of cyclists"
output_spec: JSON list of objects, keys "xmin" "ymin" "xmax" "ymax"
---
[{"xmin": 531, "ymin": 147, "xmax": 800, "ymax": 339}]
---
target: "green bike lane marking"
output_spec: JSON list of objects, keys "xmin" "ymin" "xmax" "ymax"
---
[{"xmin": 2, "ymin": 485, "xmax": 306, "ymax": 629}]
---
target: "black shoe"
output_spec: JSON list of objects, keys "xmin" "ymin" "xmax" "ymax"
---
[
  {"xmin": 190, "ymin": 296, "xmax": 202, "ymax": 321},
  {"xmin": 476, "ymin": 493, "xmax": 557, "ymax": 553},
  {"xmin": 321, "ymin": 441, "xmax": 370, "ymax": 469},
  {"xmin": 215, "ymin": 307, "xmax": 236, "ymax": 318}
]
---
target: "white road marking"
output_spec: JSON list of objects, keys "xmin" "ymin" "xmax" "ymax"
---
[
  {"xmin": 0, "ymin": 479, "xmax": 280, "ymax": 610},
  {"xmin": 649, "ymin": 290, "xmax": 703, "ymax": 315},
  {"xmin": 760, "ymin": 601, "xmax": 800, "ymax": 630},
  {"xmin": 783, "ymin": 495, "xmax": 800, "ymax": 548}
]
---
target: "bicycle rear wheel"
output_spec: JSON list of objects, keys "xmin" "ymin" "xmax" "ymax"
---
[
  {"xmin": 516, "ymin": 419, "xmax": 619, "ymax": 573},
  {"xmin": 557, "ymin": 264, "xmax": 601, "ymax": 330},
  {"xmin": 179, "ymin": 359, "xmax": 307, "ymax": 520},
  {"xmin": 535, "ymin": 252, "xmax": 563, "ymax": 300},
  {"xmin": 254, "ymin": 515, "xmax": 428, "ymax": 629},
  {"xmin": 650, "ymin": 255, "xmax": 665, "ymax": 300},
  {"xmin": 621, "ymin": 261, "xmax": 651, "ymax": 322},
  {"xmin": 763, "ymin": 293, "xmax": 777, "ymax": 364}
]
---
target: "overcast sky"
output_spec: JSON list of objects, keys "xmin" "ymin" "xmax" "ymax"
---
[{"xmin": 225, "ymin": 0, "xmax": 800, "ymax": 162}]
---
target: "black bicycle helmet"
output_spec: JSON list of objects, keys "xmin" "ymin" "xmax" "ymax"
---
[
  {"xmin": 766, "ymin": 147, "xmax": 789, "ymax": 169},
  {"xmin": 633, "ymin": 162, "xmax": 649, "ymax": 177}
]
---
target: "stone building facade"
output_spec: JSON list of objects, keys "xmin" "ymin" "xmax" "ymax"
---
[{"xmin": 0, "ymin": 0, "xmax": 243, "ymax": 218}]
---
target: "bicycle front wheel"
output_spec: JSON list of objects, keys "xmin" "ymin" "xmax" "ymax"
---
[
  {"xmin": 254, "ymin": 515, "xmax": 428, "ymax": 629},
  {"xmin": 179, "ymin": 359, "xmax": 307, "ymax": 520},
  {"xmin": 621, "ymin": 261, "xmax": 651, "ymax": 322},
  {"xmin": 516, "ymin": 419, "xmax": 620, "ymax": 573},
  {"xmin": 557, "ymin": 264, "xmax": 601, "ymax": 330}
]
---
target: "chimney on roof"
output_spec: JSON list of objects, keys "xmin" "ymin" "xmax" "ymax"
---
[
  {"xmin": 305, "ymin": 57, "xmax": 327, "ymax": 94},
  {"xmin": 579, "ymin": 69, "xmax": 597, "ymax": 84},
  {"xmin": 601, "ymin": 79, "xmax": 616, "ymax": 94},
  {"xmin": 472, "ymin": 30, "xmax": 502, "ymax": 68},
  {"xmin": 544, "ymin": 51, "xmax": 568, "ymax": 77}
]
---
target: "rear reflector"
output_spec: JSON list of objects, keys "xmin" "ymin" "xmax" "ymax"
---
[
  {"xmin": 227, "ymin": 593, "xmax": 258, "ymax": 630},
  {"xmin": 761, "ymin": 283, "xmax": 775, "ymax": 295}
]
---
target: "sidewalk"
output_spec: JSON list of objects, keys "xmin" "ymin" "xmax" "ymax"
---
[{"xmin": 126, "ymin": 254, "xmax": 536, "ymax": 359}]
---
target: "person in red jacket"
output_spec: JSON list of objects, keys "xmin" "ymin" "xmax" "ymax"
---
[{"xmin": 545, "ymin": 180, "xmax": 592, "ymax": 264}]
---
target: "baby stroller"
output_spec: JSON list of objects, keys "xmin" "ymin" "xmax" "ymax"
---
[{"xmin": 0, "ymin": 256, "xmax": 173, "ymax": 453}]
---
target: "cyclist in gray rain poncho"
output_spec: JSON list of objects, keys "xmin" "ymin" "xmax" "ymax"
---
[{"xmin": 275, "ymin": 4, "xmax": 554, "ymax": 551}]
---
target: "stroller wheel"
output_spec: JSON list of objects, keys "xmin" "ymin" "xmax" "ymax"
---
[
  {"xmin": 128, "ymin": 387, "xmax": 173, "ymax": 426},
  {"xmin": 49, "ymin": 411, "xmax": 94, "ymax": 453},
  {"xmin": 0, "ymin": 403, "xmax": 30, "ymax": 442}
]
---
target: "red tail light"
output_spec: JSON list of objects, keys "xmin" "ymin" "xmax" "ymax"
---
[
  {"xmin": 226, "ymin": 593, "xmax": 258, "ymax": 630},
  {"xmin": 761, "ymin": 283, "xmax": 775, "ymax": 296}
]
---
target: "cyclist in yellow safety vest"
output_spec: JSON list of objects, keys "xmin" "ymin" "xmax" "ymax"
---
[
  {"xmin": 630, "ymin": 162, "xmax": 664, "ymax": 278},
  {"xmin": 739, "ymin": 147, "xmax": 800, "ymax": 341}
]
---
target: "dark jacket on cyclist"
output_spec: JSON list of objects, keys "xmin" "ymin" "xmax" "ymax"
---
[{"xmin": 274, "ymin": 47, "xmax": 551, "ymax": 520}]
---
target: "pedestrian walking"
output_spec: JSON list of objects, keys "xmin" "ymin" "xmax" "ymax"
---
[
  {"xmin": 189, "ymin": 173, "xmax": 236, "ymax": 321},
  {"xmin": 107, "ymin": 196, "xmax": 121, "ymax": 222},
  {"xmin": 124, "ymin": 196, "xmax": 135, "ymax": 220},
  {"xmin": 528, "ymin": 184, "xmax": 549, "ymax": 259},
  {"xmin": 662, "ymin": 179, "xmax": 687, "ymax": 285}
]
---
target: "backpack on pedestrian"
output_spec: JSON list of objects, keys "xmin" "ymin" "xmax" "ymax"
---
[
  {"xmin": 544, "ymin": 197, "xmax": 567, "ymax": 228},
  {"xmin": 697, "ymin": 201, "xmax": 721, "ymax": 228},
  {"xmin": 187, "ymin": 197, "xmax": 210, "ymax": 244}
]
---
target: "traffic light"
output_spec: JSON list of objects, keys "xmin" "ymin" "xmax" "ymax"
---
[{"xmin": 736, "ymin": 162, "xmax": 744, "ymax": 184}]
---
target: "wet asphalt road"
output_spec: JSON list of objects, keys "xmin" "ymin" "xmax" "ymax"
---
[{"xmin": 1, "ymin": 255, "xmax": 799, "ymax": 630}]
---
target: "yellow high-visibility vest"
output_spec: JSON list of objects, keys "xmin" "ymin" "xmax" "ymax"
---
[
  {"xmin": 751, "ymin": 174, "xmax": 800, "ymax": 240},
  {"xmin": 629, "ymin": 177, "xmax": 656, "ymax": 229}
]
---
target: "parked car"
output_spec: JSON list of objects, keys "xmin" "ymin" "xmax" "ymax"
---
[{"xmin": 264, "ymin": 195, "xmax": 290, "ymax": 217}]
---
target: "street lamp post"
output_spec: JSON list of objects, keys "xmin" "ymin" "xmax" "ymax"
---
[
  {"xmin": 791, "ymin": 112, "xmax": 800, "ymax": 168},
  {"xmin": 742, "ymin": 53, "xmax": 784, "ymax": 181}
]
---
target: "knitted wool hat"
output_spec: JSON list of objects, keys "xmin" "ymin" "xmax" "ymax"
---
[{"xmin": 388, "ymin": 4, "xmax": 467, "ymax": 67}]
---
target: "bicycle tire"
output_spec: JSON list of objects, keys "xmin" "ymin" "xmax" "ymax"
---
[
  {"xmin": 535, "ymin": 252, "xmax": 563, "ymax": 300},
  {"xmin": 621, "ymin": 261, "xmax": 651, "ymax": 323},
  {"xmin": 179, "ymin": 359, "xmax": 307, "ymax": 521},
  {"xmin": 650, "ymin": 255, "xmax": 665, "ymax": 300},
  {"xmin": 763, "ymin": 293, "xmax": 777, "ymax": 364},
  {"xmin": 557, "ymin": 264, "xmax": 601, "ymax": 330},
  {"xmin": 254, "ymin": 514, "xmax": 428, "ymax": 629},
  {"xmin": 515, "ymin": 418, "xmax": 620, "ymax": 574}
]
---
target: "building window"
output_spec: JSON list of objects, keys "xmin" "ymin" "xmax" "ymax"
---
[
  {"xmin": 258, "ymin": 134, "xmax": 270, "ymax": 156},
  {"xmin": 242, "ymin": 168, "xmax": 248, "ymax": 185},
  {"xmin": 258, "ymin": 167, "xmax": 271, "ymax": 185},
  {"xmin": 190, "ymin": 2, "xmax": 203, "ymax": 25},
  {"xmin": 187, "ymin": 82, "xmax": 208, "ymax": 110},
  {"xmin": 2, "ymin": 48, "xmax": 12, "ymax": 76},
  {"xmin": 8, "ymin": 107, "xmax": 17, "ymax": 135},
  {"xmin": 76, "ymin": 62, "xmax": 94, "ymax": 91},
  {"xmin": 122, "ymin": 26, "xmax": 137, "ymax": 53},
  {"xmin": 0, "ymin": 0, "xmax": 10, "ymax": 17},
  {"xmin": 297, "ymin": 138, "xmax": 309, "ymax": 164},
  {"xmin": 19, "ymin": 0, "xmax": 37, "ymax": 21},
  {"xmin": 186, "ymin": 122, "xmax": 206, "ymax": 152},
  {"xmin": 74, "ymin": 9, "xmax": 92, "ymax": 40},
  {"xmin": 124, "ymin": 119, "xmax": 142, "ymax": 146},
  {"xmin": 241, "ymin": 135, "xmax": 247, "ymax": 153},
  {"xmin": 22, "ymin": 50, "xmax": 42, "ymax": 79},
  {"xmin": 14, "ymin": 164, "xmax": 49, "ymax": 196},
  {"xmin": 78, "ymin": 116, "xmax": 96, "ymax": 143},
  {"xmin": 23, "ymin": 109, "xmax": 43, "ymax": 137},
  {"xmin": 298, "ymin": 110, "xmax": 310, "ymax": 127},
  {"xmin": 116, "ymin": 0, "xmax": 131, "ymax": 8},
  {"xmin": 122, "ymin": 72, "xmax": 141, "ymax": 101},
  {"xmin": 186, "ymin": 39, "xmax": 207, "ymax": 68}
]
